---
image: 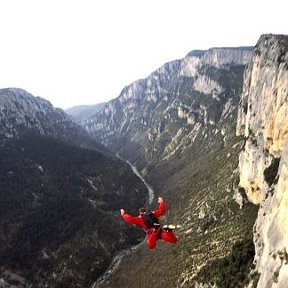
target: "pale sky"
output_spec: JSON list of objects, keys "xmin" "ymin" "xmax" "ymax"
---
[{"xmin": 0, "ymin": 0, "xmax": 287, "ymax": 109}]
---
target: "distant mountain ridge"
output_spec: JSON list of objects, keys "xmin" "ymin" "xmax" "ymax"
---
[{"xmin": 66, "ymin": 102, "xmax": 106, "ymax": 123}]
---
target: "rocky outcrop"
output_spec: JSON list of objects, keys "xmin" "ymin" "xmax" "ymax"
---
[
  {"xmin": 0, "ymin": 88, "xmax": 69, "ymax": 136},
  {"xmin": 0, "ymin": 88, "xmax": 106, "ymax": 151},
  {"xmin": 236, "ymin": 34, "xmax": 288, "ymax": 288}
]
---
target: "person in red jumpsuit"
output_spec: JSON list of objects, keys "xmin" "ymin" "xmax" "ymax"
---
[{"xmin": 120, "ymin": 197, "xmax": 177, "ymax": 249}]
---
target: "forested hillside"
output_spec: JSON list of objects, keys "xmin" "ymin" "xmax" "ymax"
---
[{"xmin": 0, "ymin": 89, "xmax": 148, "ymax": 287}]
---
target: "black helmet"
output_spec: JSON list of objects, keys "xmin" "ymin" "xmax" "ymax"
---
[{"xmin": 139, "ymin": 207, "xmax": 147, "ymax": 215}]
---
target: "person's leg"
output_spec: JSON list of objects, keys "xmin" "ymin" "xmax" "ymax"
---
[
  {"xmin": 147, "ymin": 232, "xmax": 158, "ymax": 249},
  {"xmin": 160, "ymin": 229, "xmax": 177, "ymax": 244}
]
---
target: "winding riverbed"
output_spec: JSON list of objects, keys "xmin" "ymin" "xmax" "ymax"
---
[{"xmin": 90, "ymin": 158, "xmax": 154, "ymax": 288}]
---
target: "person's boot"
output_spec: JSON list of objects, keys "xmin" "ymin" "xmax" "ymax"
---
[{"xmin": 163, "ymin": 224, "xmax": 180, "ymax": 231}]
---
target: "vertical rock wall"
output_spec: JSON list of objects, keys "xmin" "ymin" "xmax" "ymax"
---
[{"xmin": 236, "ymin": 34, "xmax": 288, "ymax": 288}]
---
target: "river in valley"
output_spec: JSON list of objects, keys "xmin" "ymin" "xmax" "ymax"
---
[{"xmin": 90, "ymin": 158, "xmax": 154, "ymax": 288}]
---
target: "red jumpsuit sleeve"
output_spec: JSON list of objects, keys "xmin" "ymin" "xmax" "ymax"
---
[
  {"xmin": 152, "ymin": 200, "xmax": 166, "ymax": 218},
  {"xmin": 122, "ymin": 213, "xmax": 142, "ymax": 226}
]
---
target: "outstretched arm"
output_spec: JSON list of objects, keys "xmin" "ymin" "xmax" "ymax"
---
[
  {"xmin": 120, "ymin": 209, "xmax": 142, "ymax": 226},
  {"xmin": 152, "ymin": 197, "xmax": 167, "ymax": 218}
]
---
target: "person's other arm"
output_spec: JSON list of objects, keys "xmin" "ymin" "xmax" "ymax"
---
[
  {"xmin": 120, "ymin": 209, "xmax": 142, "ymax": 225},
  {"xmin": 153, "ymin": 197, "xmax": 166, "ymax": 217}
]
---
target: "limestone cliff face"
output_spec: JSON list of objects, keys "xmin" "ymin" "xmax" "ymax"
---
[{"xmin": 236, "ymin": 34, "xmax": 288, "ymax": 287}]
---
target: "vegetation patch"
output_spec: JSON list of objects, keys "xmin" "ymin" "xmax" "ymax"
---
[
  {"xmin": 194, "ymin": 238, "xmax": 256, "ymax": 288},
  {"xmin": 0, "ymin": 131, "xmax": 147, "ymax": 287}
]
